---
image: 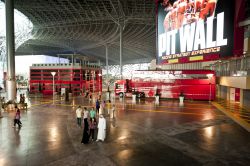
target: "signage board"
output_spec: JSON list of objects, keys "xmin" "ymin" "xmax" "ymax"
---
[{"xmin": 157, "ymin": 0, "xmax": 235, "ymax": 64}]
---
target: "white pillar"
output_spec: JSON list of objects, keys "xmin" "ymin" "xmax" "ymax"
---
[
  {"xmin": 207, "ymin": 74, "xmax": 213, "ymax": 102},
  {"xmin": 58, "ymin": 55, "xmax": 60, "ymax": 65},
  {"xmin": 217, "ymin": 85, "xmax": 221, "ymax": 99},
  {"xmin": 93, "ymin": 71, "xmax": 95, "ymax": 93},
  {"xmin": 6, "ymin": 0, "xmax": 16, "ymax": 101},
  {"xmin": 106, "ymin": 44, "xmax": 109, "ymax": 78},
  {"xmin": 71, "ymin": 54, "xmax": 74, "ymax": 67},
  {"xmin": 51, "ymin": 72, "xmax": 56, "ymax": 96},
  {"xmin": 227, "ymin": 87, "xmax": 230, "ymax": 101},
  {"xmin": 105, "ymin": 44, "xmax": 110, "ymax": 95},
  {"xmin": 240, "ymin": 89, "xmax": 244, "ymax": 107},
  {"xmin": 119, "ymin": 24, "xmax": 123, "ymax": 79}
]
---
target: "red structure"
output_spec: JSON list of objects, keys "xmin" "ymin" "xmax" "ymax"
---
[
  {"xmin": 115, "ymin": 70, "xmax": 215, "ymax": 100},
  {"xmin": 29, "ymin": 63, "xmax": 102, "ymax": 96}
]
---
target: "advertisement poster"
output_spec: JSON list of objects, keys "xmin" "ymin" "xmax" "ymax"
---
[{"xmin": 157, "ymin": 0, "xmax": 235, "ymax": 64}]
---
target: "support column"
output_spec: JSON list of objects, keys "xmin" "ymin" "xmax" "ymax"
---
[
  {"xmin": 5, "ymin": 0, "xmax": 16, "ymax": 101},
  {"xmin": 105, "ymin": 44, "xmax": 110, "ymax": 99},
  {"xmin": 74, "ymin": 57, "xmax": 77, "ymax": 64},
  {"xmin": 217, "ymin": 85, "xmax": 221, "ymax": 99},
  {"xmin": 119, "ymin": 24, "xmax": 123, "ymax": 79},
  {"xmin": 227, "ymin": 87, "xmax": 230, "ymax": 101},
  {"xmin": 105, "ymin": 44, "xmax": 109, "ymax": 80},
  {"xmin": 71, "ymin": 54, "xmax": 74, "ymax": 67},
  {"xmin": 240, "ymin": 89, "xmax": 244, "ymax": 107},
  {"xmin": 58, "ymin": 55, "xmax": 60, "ymax": 65},
  {"xmin": 92, "ymin": 71, "xmax": 95, "ymax": 93}
]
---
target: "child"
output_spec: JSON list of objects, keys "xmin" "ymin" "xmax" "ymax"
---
[
  {"xmin": 13, "ymin": 106, "xmax": 22, "ymax": 128},
  {"xmin": 89, "ymin": 118, "xmax": 97, "ymax": 141}
]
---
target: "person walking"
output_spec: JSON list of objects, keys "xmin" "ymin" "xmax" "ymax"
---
[
  {"xmin": 89, "ymin": 118, "xmax": 97, "ymax": 141},
  {"xmin": 13, "ymin": 106, "xmax": 22, "ymax": 128},
  {"xmin": 106, "ymin": 100, "xmax": 112, "ymax": 115},
  {"xmin": 83, "ymin": 107, "xmax": 89, "ymax": 121},
  {"xmin": 76, "ymin": 106, "xmax": 82, "ymax": 127},
  {"xmin": 19, "ymin": 94, "xmax": 23, "ymax": 103},
  {"xmin": 89, "ymin": 107, "xmax": 96, "ymax": 119},
  {"xmin": 80, "ymin": 107, "xmax": 90, "ymax": 144},
  {"xmin": 96, "ymin": 114, "xmax": 106, "ymax": 142},
  {"xmin": 81, "ymin": 117, "xmax": 89, "ymax": 144},
  {"xmin": 95, "ymin": 99, "xmax": 100, "ymax": 114},
  {"xmin": 22, "ymin": 94, "xmax": 26, "ymax": 103},
  {"xmin": 100, "ymin": 100, "xmax": 106, "ymax": 115}
]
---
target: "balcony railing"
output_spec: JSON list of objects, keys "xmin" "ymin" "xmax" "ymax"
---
[
  {"xmin": 210, "ymin": 56, "xmax": 250, "ymax": 77},
  {"xmin": 31, "ymin": 63, "xmax": 100, "ymax": 68}
]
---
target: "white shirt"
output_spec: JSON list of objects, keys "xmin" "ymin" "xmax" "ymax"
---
[
  {"xmin": 83, "ymin": 110, "xmax": 89, "ymax": 119},
  {"xmin": 76, "ymin": 108, "xmax": 82, "ymax": 118}
]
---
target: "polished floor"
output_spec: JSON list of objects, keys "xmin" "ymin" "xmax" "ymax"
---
[{"xmin": 0, "ymin": 94, "xmax": 250, "ymax": 166}]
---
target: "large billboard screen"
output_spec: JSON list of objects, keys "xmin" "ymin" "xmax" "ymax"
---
[{"xmin": 157, "ymin": 0, "xmax": 235, "ymax": 64}]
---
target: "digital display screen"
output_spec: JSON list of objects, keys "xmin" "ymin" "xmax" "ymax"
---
[{"xmin": 157, "ymin": 0, "xmax": 235, "ymax": 64}]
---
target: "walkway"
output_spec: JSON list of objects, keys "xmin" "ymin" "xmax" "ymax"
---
[
  {"xmin": 0, "ymin": 95, "xmax": 250, "ymax": 166},
  {"xmin": 212, "ymin": 99, "xmax": 250, "ymax": 132}
]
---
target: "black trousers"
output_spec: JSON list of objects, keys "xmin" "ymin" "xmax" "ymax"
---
[
  {"xmin": 96, "ymin": 107, "xmax": 100, "ymax": 114},
  {"xmin": 14, "ymin": 119, "xmax": 22, "ymax": 127},
  {"xmin": 89, "ymin": 129, "xmax": 95, "ymax": 139}
]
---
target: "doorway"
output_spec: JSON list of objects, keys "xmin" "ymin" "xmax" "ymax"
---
[{"xmin": 229, "ymin": 88, "xmax": 240, "ymax": 102}]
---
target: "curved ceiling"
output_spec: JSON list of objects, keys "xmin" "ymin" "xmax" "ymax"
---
[{"xmin": 6, "ymin": 0, "xmax": 156, "ymax": 65}]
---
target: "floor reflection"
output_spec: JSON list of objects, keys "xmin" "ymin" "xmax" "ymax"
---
[
  {"xmin": 13, "ymin": 128, "xmax": 21, "ymax": 147},
  {"xmin": 203, "ymin": 126, "xmax": 214, "ymax": 139},
  {"xmin": 0, "ymin": 94, "xmax": 249, "ymax": 165}
]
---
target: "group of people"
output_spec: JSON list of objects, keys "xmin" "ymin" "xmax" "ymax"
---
[
  {"xmin": 162, "ymin": 0, "xmax": 217, "ymax": 31},
  {"xmin": 95, "ymin": 99, "xmax": 115, "ymax": 118},
  {"xmin": 75, "ymin": 104, "xmax": 110, "ymax": 144},
  {"xmin": 75, "ymin": 98, "xmax": 116, "ymax": 144}
]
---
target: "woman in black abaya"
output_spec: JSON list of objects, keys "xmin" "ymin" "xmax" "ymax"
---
[{"xmin": 81, "ymin": 118, "xmax": 89, "ymax": 144}]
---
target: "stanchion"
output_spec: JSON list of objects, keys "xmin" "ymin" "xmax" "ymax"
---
[{"xmin": 132, "ymin": 94, "xmax": 136, "ymax": 104}]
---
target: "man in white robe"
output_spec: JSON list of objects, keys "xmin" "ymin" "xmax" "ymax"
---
[{"xmin": 97, "ymin": 115, "xmax": 106, "ymax": 141}]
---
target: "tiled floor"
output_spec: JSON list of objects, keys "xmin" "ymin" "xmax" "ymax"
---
[
  {"xmin": 0, "ymin": 94, "xmax": 250, "ymax": 166},
  {"xmin": 215, "ymin": 99, "xmax": 250, "ymax": 123}
]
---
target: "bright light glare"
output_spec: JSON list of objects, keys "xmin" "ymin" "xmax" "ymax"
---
[
  {"xmin": 0, "ymin": 2, "xmax": 33, "ymax": 86},
  {"xmin": 0, "ymin": 2, "xmax": 33, "ymax": 43}
]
